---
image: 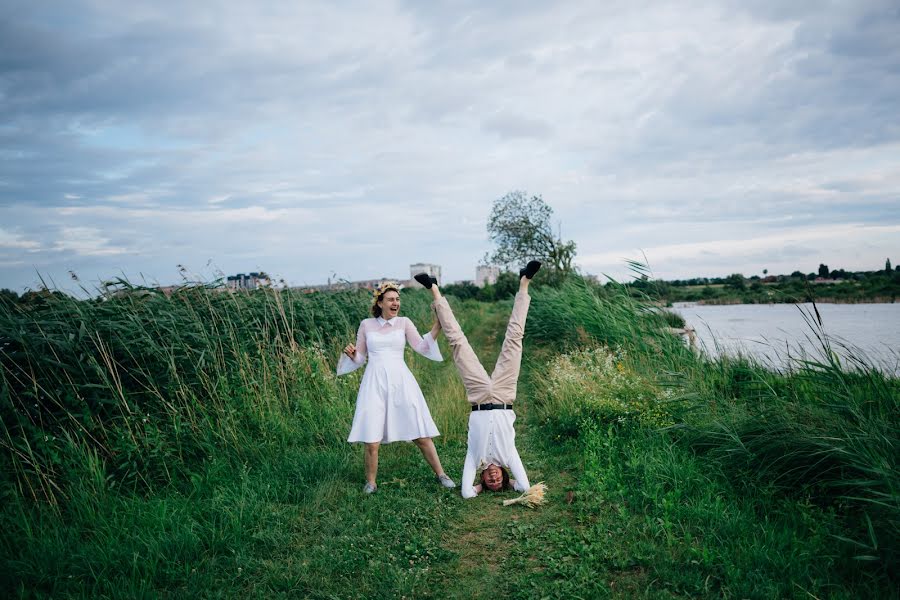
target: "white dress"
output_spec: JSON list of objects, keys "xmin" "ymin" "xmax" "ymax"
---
[{"xmin": 337, "ymin": 316, "xmax": 443, "ymax": 444}]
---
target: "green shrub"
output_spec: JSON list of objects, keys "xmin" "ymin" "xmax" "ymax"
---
[
  {"xmin": 526, "ymin": 276, "xmax": 693, "ymax": 364},
  {"xmin": 535, "ymin": 347, "xmax": 674, "ymax": 438}
]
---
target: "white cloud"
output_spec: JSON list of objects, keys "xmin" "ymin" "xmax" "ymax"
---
[
  {"xmin": 0, "ymin": 228, "xmax": 40, "ymax": 250},
  {"xmin": 53, "ymin": 227, "xmax": 128, "ymax": 257}
]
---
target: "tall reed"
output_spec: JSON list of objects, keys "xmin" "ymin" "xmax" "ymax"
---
[
  {"xmin": 527, "ymin": 275, "xmax": 899, "ymax": 576},
  {"xmin": 0, "ymin": 282, "xmax": 474, "ymax": 598},
  {"xmin": 0, "ymin": 283, "xmax": 368, "ymax": 505}
]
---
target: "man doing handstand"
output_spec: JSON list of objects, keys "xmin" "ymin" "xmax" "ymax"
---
[{"xmin": 414, "ymin": 260, "xmax": 540, "ymax": 498}]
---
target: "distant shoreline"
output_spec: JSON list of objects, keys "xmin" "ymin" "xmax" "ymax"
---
[{"xmin": 673, "ymin": 296, "xmax": 897, "ymax": 306}]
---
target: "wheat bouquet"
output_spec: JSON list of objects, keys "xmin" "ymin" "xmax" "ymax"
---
[{"xmin": 502, "ymin": 482, "xmax": 547, "ymax": 508}]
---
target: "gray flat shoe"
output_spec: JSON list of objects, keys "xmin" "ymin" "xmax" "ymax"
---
[
  {"xmin": 438, "ymin": 474, "xmax": 456, "ymax": 489},
  {"xmin": 363, "ymin": 482, "xmax": 377, "ymax": 494}
]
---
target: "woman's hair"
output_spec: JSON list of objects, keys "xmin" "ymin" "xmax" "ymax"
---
[
  {"xmin": 371, "ymin": 286, "xmax": 399, "ymax": 318},
  {"xmin": 480, "ymin": 466, "xmax": 512, "ymax": 492}
]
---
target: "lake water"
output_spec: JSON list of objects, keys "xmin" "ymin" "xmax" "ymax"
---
[{"xmin": 671, "ymin": 302, "xmax": 900, "ymax": 374}]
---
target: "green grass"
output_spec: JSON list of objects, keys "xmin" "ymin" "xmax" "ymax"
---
[
  {"xmin": 2, "ymin": 443, "xmax": 469, "ymax": 598},
  {"xmin": 522, "ymin": 278, "xmax": 899, "ymax": 597},
  {"xmin": 2, "ymin": 279, "xmax": 898, "ymax": 598},
  {"xmin": 0, "ymin": 287, "xmax": 515, "ymax": 598},
  {"xmin": 498, "ymin": 425, "xmax": 857, "ymax": 599}
]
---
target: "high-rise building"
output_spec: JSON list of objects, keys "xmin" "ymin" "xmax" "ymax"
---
[
  {"xmin": 475, "ymin": 265, "xmax": 500, "ymax": 287},
  {"xmin": 226, "ymin": 272, "xmax": 270, "ymax": 290},
  {"xmin": 409, "ymin": 263, "xmax": 441, "ymax": 287}
]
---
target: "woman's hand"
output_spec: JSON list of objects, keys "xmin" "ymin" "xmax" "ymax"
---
[
  {"xmin": 430, "ymin": 315, "xmax": 442, "ymax": 339},
  {"xmin": 343, "ymin": 343, "xmax": 356, "ymax": 358}
]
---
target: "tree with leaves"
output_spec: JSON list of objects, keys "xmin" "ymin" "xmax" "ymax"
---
[
  {"xmin": 0, "ymin": 288, "xmax": 20, "ymax": 305},
  {"xmin": 485, "ymin": 191, "xmax": 576, "ymax": 281},
  {"xmin": 724, "ymin": 273, "xmax": 746, "ymax": 291}
]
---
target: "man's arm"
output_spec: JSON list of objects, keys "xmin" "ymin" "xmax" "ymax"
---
[
  {"xmin": 506, "ymin": 445, "xmax": 530, "ymax": 493},
  {"xmin": 461, "ymin": 452, "xmax": 479, "ymax": 499}
]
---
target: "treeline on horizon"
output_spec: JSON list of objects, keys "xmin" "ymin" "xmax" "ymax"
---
[
  {"xmin": 642, "ymin": 259, "xmax": 899, "ymax": 304},
  {"xmin": 437, "ymin": 259, "xmax": 900, "ymax": 305},
  {"xmin": 657, "ymin": 259, "xmax": 898, "ymax": 287},
  {"xmin": 3, "ymin": 259, "xmax": 897, "ymax": 307}
]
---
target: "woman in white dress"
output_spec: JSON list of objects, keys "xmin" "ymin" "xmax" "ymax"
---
[{"xmin": 337, "ymin": 281, "xmax": 456, "ymax": 494}]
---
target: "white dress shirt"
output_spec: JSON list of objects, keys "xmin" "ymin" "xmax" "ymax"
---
[{"xmin": 461, "ymin": 410, "xmax": 529, "ymax": 499}]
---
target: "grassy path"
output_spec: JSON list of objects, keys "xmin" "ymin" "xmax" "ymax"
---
[
  {"xmin": 426, "ymin": 300, "xmax": 585, "ymax": 600},
  {"xmin": 426, "ymin": 300, "xmax": 722, "ymax": 599},
  {"xmin": 431, "ymin": 300, "xmax": 517, "ymax": 597}
]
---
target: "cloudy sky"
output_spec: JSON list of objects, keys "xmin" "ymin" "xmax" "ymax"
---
[{"xmin": 1, "ymin": 0, "xmax": 898, "ymax": 292}]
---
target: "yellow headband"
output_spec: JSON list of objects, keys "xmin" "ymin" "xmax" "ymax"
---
[{"xmin": 371, "ymin": 281, "xmax": 401, "ymax": 306}]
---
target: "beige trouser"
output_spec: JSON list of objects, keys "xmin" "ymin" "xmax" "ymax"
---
[{"xmin": 432, "ymin": 291, "xmax": 531, "ymax": 406}]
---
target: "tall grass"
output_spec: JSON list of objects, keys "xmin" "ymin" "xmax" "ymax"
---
[
  {"xmin": 527, "ymin": 275, "xmax": 900, "ymax": 586},
  {"xmin": 0, "ymin": 281, "xmax": 471, "ymax": 598},
  {"xmin": 0, "ymin": 283, "xmax": 372, "ymax": 504},
  {"xmin": 3, "ymin": 273, "xmax": 897, "ymax": 596}
]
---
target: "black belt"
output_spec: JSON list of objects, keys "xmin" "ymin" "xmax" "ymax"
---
[{"xmin": 471, "ymin": 403, "xmax": 513, "ymax": 411}]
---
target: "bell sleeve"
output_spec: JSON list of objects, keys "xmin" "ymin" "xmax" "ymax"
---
[
  {"xmin": 336, "ymin": 321, "xmax": 368, "ymax": 376},
  {"xmin": 403, "ymin": 317, "xmax": 443, "ymax": 362}
]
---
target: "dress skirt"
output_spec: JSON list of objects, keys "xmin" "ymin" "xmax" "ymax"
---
[{"xmin": 347, "ymin": 355, "xmax": 440, "ymax": 444}]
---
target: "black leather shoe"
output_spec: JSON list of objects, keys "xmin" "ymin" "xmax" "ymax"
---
[
  {"xmin": 519, "ymin": 260, "xmax": 542, "ymax": 279},
  {"xmin": 414, "ymin": 272, "xmax": 437, "ymax": 288}
]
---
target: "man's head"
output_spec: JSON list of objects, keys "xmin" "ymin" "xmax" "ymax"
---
[{"xmin": 480, "ymin": 464, "xmax": 510, "ymax": 492}]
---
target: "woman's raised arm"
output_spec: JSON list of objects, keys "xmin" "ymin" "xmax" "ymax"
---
[{"xmin": 403, "ymin": 318, "xmax": 443, "ymax": 362}]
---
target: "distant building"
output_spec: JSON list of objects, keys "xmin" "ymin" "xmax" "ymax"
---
[
  {"xmin": 356, "ymin": 278, "xmax": 402, "ymax": 291},
  {"xmin": 475, "ymin": 265, "xmax": 500, "ymax": 288},
  {"xmin": 409, "ymin": 263, "xmax": 441, "ymax": 287},
  {"xmin": 226, "ymin": 272, "xmax": 270, "ymax": 290},
  {"xmin": 297, "ymin": 278, "xmax": 402, "ymax": 293}
]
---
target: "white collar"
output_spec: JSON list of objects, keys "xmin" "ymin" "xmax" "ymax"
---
[{"xmin": 376, "ymin": 316, "xmax": 399, "ymax": 327}]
